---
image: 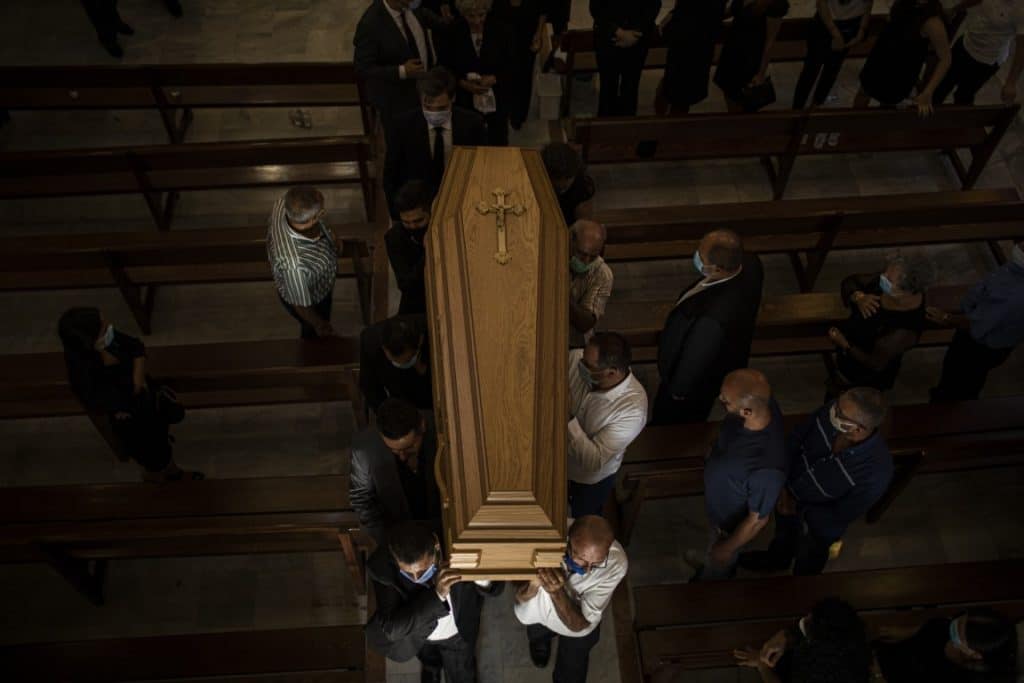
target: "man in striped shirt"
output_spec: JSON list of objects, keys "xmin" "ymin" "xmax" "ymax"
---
[{"xmin": 267, "ymin": 186, "xmax": 340, "ymax": 339}]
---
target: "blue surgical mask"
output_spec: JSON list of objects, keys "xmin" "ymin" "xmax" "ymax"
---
[
  {"xmin": 401, "ymin": 562, "xmax": 437, "ymax": 585},
  {"xmin": 693, "ymin": 250, "xmax": 705, "ymax": 276},
  {"xmin": 879, "ymin": 274, "xmax": 894, "ymax": 295},
  {"xmin": 423, "ymin": 109, "xmax": 451, "ymax": 128},
  {"xmin": 1012, "ymin": 244, "xmax": 1024, "ymax": 267},
  {"xmin": 570, "ymin": 256, "xmax": 596, "ymax": 275},
  {"xmin": 949, "ymin": 617, "xmax": 965, "ymax": 648},
  {"xmin": 96, "ymin": 324, "xmax": 115, "ymax": 350},
  {"xmin": 563, "ymin": 554, "xmax": 587, "ymax": 576},
  {"xmin": 391, "ymin": 349, "xmax": 420, "ymax": 370}
]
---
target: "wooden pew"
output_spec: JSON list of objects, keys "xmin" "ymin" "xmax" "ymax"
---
[
  {"xmin": 571, "ymin": 105, "xmax": 1019, "ymax": 199},
  {"xmin": 0, "ymin": 475, "xmax": 365, "ymax": 605},
  {"xmin": 1, "ymin": 625, "xmax": 384, "ymax": 683},
  {"xmin": 0, "ymin": 62, "xmax": 371, "ymax": 141},
  {"xmin": 616, "ymin": 396, "xmax": 1024, "ymax": 543},
  {"xmin": 0, "ymin": 135, "xmax": 376, "ymax": 229},
  {"xmin": 0, "ymin": 337, "xmax": 364, "ymax": 456},
  {"xmin": 619, "ymin": 560, "xmax": 1024, "ymax": 680},
  {"xmin": 596, "ymin": 188, "xmax": 1024, "ymax": 290},
  {"xmin": 0, "ymin": 224, "xmax": 377, "ymax": 332},
  {"xmin": 558, "ymin": 14, "xmax": 887, "ymax": 116}
]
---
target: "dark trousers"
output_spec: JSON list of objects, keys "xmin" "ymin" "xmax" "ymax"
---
[
  {"xmin": 419, "ymin": 634, "xmax": 477, "ymax": 683},
  {"xmin": 762, "ymin": 511, "xmax": 835, "ymax": 576},
  {"xmin": 935, "ymin": 37, "xmax": 1001, "ymax": 105},
  {"xmin": 527, "ymin": 622, "xmax": 601, "ymax": 683},
  {"xmin": 595, "ymin": 42, "xmax": 649, "ymax": 117},
  {"xmin": 483, "ymin": 109, "xmax": 510, "ymax": 146},
  {"xmin": 280, "ymin": 291, "xmax": 333, "ymax": 340},
  {"xmin": 792, "ymin": 15, "xmax": 855, "ymax": 109},
  {"xmin": 930, "ymin": 328, "xmax": 1014, "ymax": 402},
  {"xmin": 568, "ymin": 473, "xmax": 617, "ymax": 518},
  {"xmin": 651, "ymin": 382, "xmax": 718, "ymax": 426},
  {"xmin": 507, "ymin": 49, "xmax": 537, "ymax": 128},
  {"xmin": 80, "ymin": 0, "xmax": 122, "ymax": 43}
]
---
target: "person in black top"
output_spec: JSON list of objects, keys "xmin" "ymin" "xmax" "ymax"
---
[
  {"xmin": 589, "ymin": 0, "xmax": 662, "ymax": 116},
  {"xmin": 713, "ymin": 0, "xmax": 790, "ymax": 112},
  {"xmin": 359, "ymin": 314, "xmax": 434, "ymax": 417},
  {"xmin": 740, "ymin": 388, "xmax": 893, "ymax": 576},
  {"xmin": 826, "ymin": 254, "xmax": 933, "ymax": 398},
  {"xmin": 383, "ymin": 67, "xmax": 487, "ymax": 217},
  {"xmin": 442, "ymin": 0, "xmax": 516, "ymax": 145},
  {"xmin": 57, "ymin": 307, "xmax": 200, "ymax": 481},
  {"xmin": 541, "ymin": 142, "xmax": 596, "ymax": 225},
  {"xmin": 349, "ymin": 399, "xmax": 441, "ymax": 545},
  {"xmin": 366, "ymin": 520, "xmax": 499, "ymax": 683},
  {"xmin": 386, "ymin": 180, "xmax": 433, "ymax": 315},
  {"xmin": 490, "ymin": 0, "xmax": 549, "ymax": 130},
  {"xmin": 874, "ymin": 608, "xmax": 1018, "ymax": 683},
  {"xmin": 653, "ymin": 230, "xmax": 764, "ymax": 425},
  {"xmin": 655, "ymin": 0, "xmax": 728, "ymax": 114}
]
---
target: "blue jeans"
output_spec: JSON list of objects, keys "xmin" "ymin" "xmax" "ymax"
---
[{"xmin": 568, "ymin": 473, "xmax": 617, "ymax": 518}]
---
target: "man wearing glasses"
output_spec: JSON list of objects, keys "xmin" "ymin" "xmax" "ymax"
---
[
  {"xmin": 514, "ymin": 516, "xmax": 628, "ymax": 683},
  {"xmin": 739, "ymin": 387, "xmax": 893, "ymax": 576}
]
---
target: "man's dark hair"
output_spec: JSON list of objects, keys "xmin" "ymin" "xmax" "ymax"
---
[
  {"xmin": 394, "ymin": 180, "xmax": 433, "ymax": 215},
  {"xmin": 806, "ymin": 598, "xmax": 867, "ymax": 645},
  {"xmin": 789, "ymin": 639, "xmax": 870, "ymax": 683},
  {"xmin": 705, "ymin": 230, "xmax": 744, "ymax": 271},
  {"xmin": 587, "ymin": 332, "xmax": 631, "ymax": 373},
  {"xmin": 417, "ymin": 67, "xmax": 456, "ymax": 99},
  {"xmin": 842, "ymin": 387, "xmax": 887, "ymax": 431},
  {"xmin": 961, "ymin": 608, "xmax": 1018, "ymax": 674},
  {"xmin": 376, "ymin": 398, "xmax": 422, "ymax": 440},
  {"xmin": 381, "ymin": 316, "xmax": 421, "ymax": 356},
  {"xmin": 387, "ymin": 520, "xmax": 437, "ymax": 566},
  {"xmin": 887, "ymin": 253, "xmax": 933, "ymax": 295},
  {"xmin": 541, "ymin": 142, "xmax": 583, "ymax": 180},
  {"xmin": 58, "ymin": 307, "xmax": 102, "ymax": 354}
]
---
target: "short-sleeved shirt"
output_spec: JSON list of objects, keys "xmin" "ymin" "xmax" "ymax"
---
[
  {"xmin": 570, "ymin": 257, "xmax": 614, "ymax": 345},
  {"xmin": 703, "ymin": 399, "xmax": 789, "ymax": 532},
  {"xmin": 963, "ymin": 0, "xmax": 1024, "ymax": 65},
  {"xmin": 514, "ymin": 540, "xmax": 628, "ymax": 637},
  {"xmin": 266, "ymin": 196, "xmax": 338, "ymax": 307},
  {"xmin": 827, "ymin": 0, "xmax": 870, "ymax": 22},
  {"xmin": 961, "ymin": 257, "xmax": 1024, "ymax": 349}
]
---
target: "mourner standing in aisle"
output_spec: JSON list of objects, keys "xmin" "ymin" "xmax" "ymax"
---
[{"xmin": 569, "ymin": 219, "xmax": 614, "ymax": 347}]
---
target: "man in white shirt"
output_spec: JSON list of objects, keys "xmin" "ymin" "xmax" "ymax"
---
[
  {"xmin": 936, "ymin": 0, "xmax": 1024, "ymax": 104},
  {"xmin": 514, "ymin": 516, "xmax": 628, "ymax": 683},
  {"xmin": 365, "ymin": 521, "xmax": 496, "ymax": 683},
  {"xmin": 567, "ymin": 332, "xmax": 648, "ymax": 517}
]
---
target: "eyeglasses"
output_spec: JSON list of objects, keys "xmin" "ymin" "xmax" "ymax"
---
[{"xmin": 567, "ymin": 541, "xmax": 608, "ymax": 570}]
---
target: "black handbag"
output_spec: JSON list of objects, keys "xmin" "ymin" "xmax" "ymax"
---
[
  {"xmin": 737, "ymin": 76, "xmax": 777, "ymax": 112},
  {"xmin": 153, "ymin": 384, "xmax": 185, "ymax": 425}
]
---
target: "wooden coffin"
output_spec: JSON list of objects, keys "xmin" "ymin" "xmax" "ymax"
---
[{"xmin": 425, "ymin": 147, "xmax": 568, "ymax": 579}]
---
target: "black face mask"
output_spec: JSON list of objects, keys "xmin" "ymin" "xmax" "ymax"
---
[{"xmin": 407, "ymin": 226, "xmax": 428, "ymax": 242}]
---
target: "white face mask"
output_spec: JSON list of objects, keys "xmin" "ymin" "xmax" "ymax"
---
[
  {"xmin": 96, "ymin": 324, "xmax": 115, "ymax": 350},
  {"xmin": 423, "ymin": 109, "xmax": 452, "ymax": 128}
]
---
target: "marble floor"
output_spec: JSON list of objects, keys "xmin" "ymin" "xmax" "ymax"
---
[{"xmin": 1, "ymin": 1, "xmax": 1022, "ymax": 682}]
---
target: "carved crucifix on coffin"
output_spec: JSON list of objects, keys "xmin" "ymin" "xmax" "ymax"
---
[{"xmin": 425, "ymin": 147, "xmax": 569, "ymax": 579}]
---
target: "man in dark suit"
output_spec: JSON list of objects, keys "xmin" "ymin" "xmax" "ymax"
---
[
  {"xmin": 366, "ymin": 521, "xmax": 498, "ymax": 683},
  {"xmin": 386, "ymin": 180, "xmax": 433, "ymax": 315},
  {"xmin": 383, "ymin": 67, "xmax": 487, "ymax": 217},
  {"xmin": 353, "ymin": 0, "xmax": 444, "ymax": 128},
  {"xmin": 349, "ymin": 398, "xmax": 441, "ymax": 546},
  {"xmin": 653, "ymin": 229, "xmax": 764, "ymax": 425},
  {"xmin": 359, "ymin": 314, "xmax": 434, "ymax": 417}
]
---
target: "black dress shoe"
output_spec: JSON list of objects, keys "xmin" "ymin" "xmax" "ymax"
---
[
  {"xmin": 529, "ymin": 639, "xmax": 551, "ymax": 668},
  {"xmin": 116, "ymin": 22, "xmax": 134, "ymax": 35},
  {"xmin": 737, "ymin": 550, "xmax": 789, "ymax": 573},
  {"xmin": 165, "ymin": 0, "xmax": 184, "ymax": 17},
  {"xmin": 101, "ymin": 39, "xmax": 124, "ymax": 59}
]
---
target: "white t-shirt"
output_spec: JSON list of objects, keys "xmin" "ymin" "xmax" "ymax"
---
[
  {"xmin": 827, "ymin": 0, "xmax": 871, "ymax": 22},
  {"xmin": 514, "ymin": 542, "xmax": 628, "ymax": 637},
  {"xmin": 964, "ymin": 0, "xmax": 1024, "ymax": 65}
]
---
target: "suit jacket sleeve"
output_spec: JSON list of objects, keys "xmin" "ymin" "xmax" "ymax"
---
[
  {"xmin": 589, "ymin": 0, "xmax": 617, "ymax": 36},
  {"xmin": 354, "ymin": 13, "xmax": 402, "ymax": 84},
  {"xmin": 369, "ymin": 580, "xmax": 451, "ymax": 643},
  {"xmin": 667, "ymin": 315, "xmax": 725, "ymax": 398},
  {"xmin": 349, "ymin": 446, "xmax": 389, "ymax": 544},
  {"xmin": 359, "ymin": 329, "xmax": 389, "ymax": 413},
  {"xmin": 385, "ymin": 229, "xmax": 426, "ymax": 302},
  {"xmin": 383, "ymin": 123, "xmax": 406, "ymax": 211}
]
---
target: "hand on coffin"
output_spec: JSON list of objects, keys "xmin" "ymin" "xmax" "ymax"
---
[
  {"xmin": 538, "ymin": 567, "xmax": 567, "ymax": 593},
  {"xmin": 435, "ymin": 566, "xmax": 463, "ymax": 600}
]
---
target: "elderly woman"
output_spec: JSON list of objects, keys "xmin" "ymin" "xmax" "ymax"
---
[
  {"xmin": 826, "ymin": 253, "xmax": 933, "ymax": 397},
  {"xmin": 443, "ymin": 0, "xmax": 515, "ymax": 145},
  {"xmin": 58, "ymin": 307, "xmax": 200, "ymax": 481}
]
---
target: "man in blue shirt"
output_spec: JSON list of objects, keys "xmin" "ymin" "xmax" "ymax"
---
[
  {"xmin": 929, "ymin": 239, "xmax": 1024, "ymax": 402},
  {"xmin": 694, "ymin": 369, "xmax": 788, "ymax": 580},
  {"xmin": 739, "ymin": 387, "xmax": 893, "ymax": 576}
]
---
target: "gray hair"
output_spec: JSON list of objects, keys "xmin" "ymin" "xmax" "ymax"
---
[
  {"xmin": 887, "ymin": 253, "xmax": 933, "ymax": 295},
  {"xmin": 284, "ymin": 186, "xmax": 323, "ymax": 224},
  {"xmin": 455, "ymin": 0, "xmax": 492, "ymax": 14},
  {"xmin": 843, "ymin": 387, "xmax": 887, "ymax": 430}
]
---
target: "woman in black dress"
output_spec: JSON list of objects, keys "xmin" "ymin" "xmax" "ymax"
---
[
  {"xmin": 444, "ymin": 0, "xmax": 515, "ymax": 145},
  {"xmin": 713, "ymin": 0, "xmax": 790, "ymax": 112},
  {"xmin": 874, "ymin": 609, "xmax": 1018, "ymax": 683},
  {"xmin": 792, "ymin": 0, "xmax": 874, "ymax": 110},
  {"xmin": 490, "ymin": 0, "xmax": 548, "ymax": 129},
  {"xmin": 590, "ymin": 0, "xmax": 662, "ymax": 116},
  {"xmin": 58, "ymin": 307, "xmax": 199, "ymax": 481},
  {"xmin": 656, "ymin": 0, "xmax": 728, "ymax": 115},
  {"xmin": 855, "ymin": 0, "xmax": 951, "ymax": 115},
  {"xmin": 825, "ymin": 254, "xmax": 933, "ymax": 398}
]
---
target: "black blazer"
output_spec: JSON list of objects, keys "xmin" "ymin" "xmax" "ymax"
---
[
  {"xmin": 656, "ymin": 252, "xmax": 764, "ymax": 399},
  {"xmin": 589, "ymin": 0, "xmax": 662, "ymax": 48},
  {"xmin": 358, "ymin": 315, "xmax": 434, "ymax": 413},
  {"xmin": 384, "ymin": 224, "xmax": 428, "ymax": 314},
  {"xmin": 353, "ymin": 0, "xmax": 442, "ymax": 121},
  {"xmin": 383, "ymin": 106, "xmax": 487, "ymax": 214},
  {"xmin": 365, "ymin": 546, "xmax": 500, "ymax": 661},
  {"xmin": 442, "ymin": 16, "xmax": 516, "ymax": 114}
]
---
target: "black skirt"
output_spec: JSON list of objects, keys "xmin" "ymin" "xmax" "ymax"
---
[{"xmin": 662, "ymin": 0, "xmax": 728, "ymax": 106}]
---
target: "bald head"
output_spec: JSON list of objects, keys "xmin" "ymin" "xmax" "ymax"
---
[
  {"xmin": 696, "ymin": 229, "xmax": 744, "ymax": 280},
  {"xmin": 572, "ymin": 220, "xmax": 606, "ymax": 255},
  {"xmin": 568, "ymin": 515, "xmax": 615, "ymax": 571},
  {"xmin": 719, "ymin": 369, "xmax": 773, "ymax": 426}
]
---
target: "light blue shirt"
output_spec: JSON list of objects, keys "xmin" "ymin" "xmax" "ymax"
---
[{"xmin": 961, "ymin": 256, "xmax": 1024, "ymax": 349}]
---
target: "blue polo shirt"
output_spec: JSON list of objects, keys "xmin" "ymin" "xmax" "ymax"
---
[
  {"xmin": 786, "ymin": 402, "xmax": 893, "ymax": 541},
  {"xmin": 704, "ymin": 399, "xmax": 789, "ymax": 533}
]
